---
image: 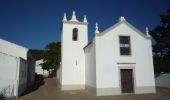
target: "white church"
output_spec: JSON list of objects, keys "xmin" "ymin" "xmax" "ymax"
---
[{"xmin": 56, "ymin": 11, "xmax": 156, "ymax": 96}]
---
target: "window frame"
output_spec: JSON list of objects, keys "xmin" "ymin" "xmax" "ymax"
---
[
  {"xmin": 72, "ymin": 28, "xmax": 78, "ymax": 41},
  {"xmin": 119, "ymin": 35, "xmax": 132, "ymax": 56}
]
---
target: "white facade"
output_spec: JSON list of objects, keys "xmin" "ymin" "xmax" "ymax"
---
[
  {"xmin": 0, "ymin": 52, "xmax": 27, "ymax": 97},
  {"xmin": 0, "ymin": 38, "xmax": 35, "ymax": 97},
  {"xmin": 60, "ymin": 11, "xmax": 88, "ymax": 90},
  {"xmin": 35, "ymin": 60, "xmax": 48, "ymax": 77},
  {"xmin": 84, "ymin": 42, "xmax": 96, "ymax": 88},
  {"xmin": 89, "ymin": 19, "xmax": 155, "ymax": 95},
  {"xmin": 58, "ymin": 12, "xmax": 155, "ymax": 96}
]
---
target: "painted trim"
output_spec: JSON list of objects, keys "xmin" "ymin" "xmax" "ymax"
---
[
  {"xmin": 118, "ymin": 65, "xmax": 155, "ymax": 94},
  {"xmin": 135, "ymin": 86, "xmax": 156, "ymax": 94},
  {"xmin": 118, "ymin": 65, "xmax": 136, "ymax": 94},
  {"xmin": 96, "ymin": 87, "xmax": 121, "ymax": 96},
  {"xmin": 96, "ymin": 86, "xmax": 155, "ymax": 96},
  {"xmin": 61, "ymin": 84, "xmax": 155, "ymax": 96},
  {"xmin": 63, "ymin": 21, "xmax": 88, "ymax": 25},
  {"xmin": 95, "ymin": 21, "xmax": 151, "ymax": 39},
  {"xmin": 0, "ymin": 52, "xmax": 18, "ymax": 58},
  {"xmin": 61, "ymin": 84, "xmax": 85, "ymax": 90},
  {"xmin": 118, "ymin": 35, "xmax": 132, "ymax": 57},
  {"xmin": 85, "ymin": 85, "xmax": 121, "ymax": 96},
  {"xmin": 86, "ymin": 86, "xmax": 155, "ymax": 96},
  {"xmin": 0, "ymin": 38, "xmax": 28, "ymax": 51},
  {"xmin": 72, "ymin": 28, "xmax": 79, "ymax": 41},
  {"xmin": 117, "ymin": 63, "xmax": 136, "ymax": 64}
]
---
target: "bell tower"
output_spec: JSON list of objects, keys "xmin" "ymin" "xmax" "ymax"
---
[{"xmin": 61, "ymin": 11, "xmax": 88, "ymax": 90}]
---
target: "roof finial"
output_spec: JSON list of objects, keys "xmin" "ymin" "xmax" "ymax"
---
[
  {"xmin": 119, "ymin": 16, "xmax": 126, "ymax": 22},
  {"xmin": 70, "ymin": 10, "xmax": 78, "ymax": 22},
  {"xmin": 83, "ymin": 15, "xmax": 87, "ymax": 23},
  {"xmin": 63, "ymin": 13, "xmax": 67, "ymax": 21},
  {"xmin": 95, "ymin": 22, "xmax": 100, "ymax": 34},
  {"xmin": 146, "ymin": 27, "xmax": 151, "ymax": 37}
]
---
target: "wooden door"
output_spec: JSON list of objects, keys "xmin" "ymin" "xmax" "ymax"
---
[{"xmin": 120, "ymin": 69, "xmax": 134, "ymax": 93}]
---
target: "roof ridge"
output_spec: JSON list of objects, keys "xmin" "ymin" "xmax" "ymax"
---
[
  {"xmin": 0, "ymin": 38, "xmax": 28, "ymax": 50},
  {"xmin": 96, "ymin": 20, "xmax": 151, "ymax": 39}
]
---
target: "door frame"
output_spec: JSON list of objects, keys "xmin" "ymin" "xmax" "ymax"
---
[{"xmin": 118, "ymin": 65, "xmax": 136, "ymax": 94}]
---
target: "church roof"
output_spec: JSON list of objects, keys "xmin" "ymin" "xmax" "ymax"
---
[
  {"xmin": 84, "ymin": 17, "xmax": 151, "ymax": 50},
  {"xmin": 95, "ymin": 17, "xmax": 151, "ymax": 39},
  {"xmin": 0, "ymin": 38, "xmax": 28, "ymax": 59}
]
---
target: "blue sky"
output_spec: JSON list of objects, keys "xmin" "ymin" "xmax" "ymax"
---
[{"xmin": 0, "ymin": 0, "xmax": 169, "ymax": 49}]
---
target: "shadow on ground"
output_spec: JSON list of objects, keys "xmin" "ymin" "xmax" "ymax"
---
[{"xmin": 20, "ymin": 74, "xmax": 45, "ymax": 97}]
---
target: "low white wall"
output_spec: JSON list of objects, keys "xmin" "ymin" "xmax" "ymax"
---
[
  {"xmin": 156, "ymin": 73, "xmax": 170, "ymax": 88},
  {"xmin": 84, "ymin": 42, "xmax": 96, "ymax": 88}
]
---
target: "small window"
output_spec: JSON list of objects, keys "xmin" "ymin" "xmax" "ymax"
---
[
  {"xmin": 73, "ymin": 28, "xmax": 78, "ymax": 41},
  {"xmin": 119, "ymin": 36, "xmax": 131, "ymax": 55}
]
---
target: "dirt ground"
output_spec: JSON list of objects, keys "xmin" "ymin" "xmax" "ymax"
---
[{"xmin": 17, "ymin": 78, "xmax": 170, "ymax": 100}]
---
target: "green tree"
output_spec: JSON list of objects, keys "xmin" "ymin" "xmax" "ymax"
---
[
  {"xmin": 29, "ymin": 49, "xmax": 44, "ymax": 60},
  {"xmin": 41, "ymin": 42, "xmax": 61, "ymax": 71},
  {"xmin": 150, "ymin": 6, "xmax": 170, "ymax": 73}
]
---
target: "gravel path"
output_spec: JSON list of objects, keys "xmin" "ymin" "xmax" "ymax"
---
[{"xmin": 17, "ymin": 78, "xmax": 170, "ymax": 100}]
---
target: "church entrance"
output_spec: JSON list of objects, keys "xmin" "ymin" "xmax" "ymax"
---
[{"xmin": 120, "ymin": 69, "xmax": 134, "ymax": 93}]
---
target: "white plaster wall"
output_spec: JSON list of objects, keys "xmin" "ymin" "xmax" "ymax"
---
[
  {"xmin": 84, "ymin": 42, "xmax": 96, "ymax": 87},
  {"xmin": 0, "ymin": 80, "xmax": 17, "ymax": 97},
  {"xmin": 156, "ymin": 73, "xmax": 170, "ymax": 88},
  {"xmin": 0, "ymin": 52, "xmax": 27, "ymax": 97},
  {"xmin": 18, "ymin": 59, "xmax": 27, "ymax": 85},
  {"xmin": 18, "ymin": 58, "xmax": 28, "ymax": 96},
  {"xmin": 0, "ymin": 39, "xmax": 28, "ymax": 60},
  {"xmin": 95, "ymin": 22, "xmax": 155, "ymax": 88},
  {"xmin": 0, "ymin": 53, "xmax": 19, "ymax": 81},
  {"xmin": 35, "ymin": 65, "xmax": 44, "ymax": 75},
  {"xmin": 0, "ymin": 53, "xmax": 19, "ymax": 97},
  {"xmin": 35, "ymin": 60, "xmax": 48, "ymax": 76},
  {"xmin": 0, "ymin": 39, "xmax": 33, "ymax": 96},
  {"xmin": 56, "ymin": 62, "xmax": 62, "ymax": 84},
  {"xmin": 35, "ymin": 60, "xmax": 43, "ymax": 75},
  {"xmin": 61, "ymin": 22, "xmax": 88, "ymax": 85}
]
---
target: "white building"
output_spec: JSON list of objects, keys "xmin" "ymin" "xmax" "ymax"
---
[
  {"xmin": 35, "ymin": 59, "xmax": 48, "ymax": 77},
  {"xmin": 0, "ymin": 39, "xmax": 35, "ymax": 97},
  {"xmin": 57, "ymin": 11, "xmax": 156, "ymax": 96},
  {"xmin": 155, "ymin": 73, "xmax": 170, "ymax": 88}
]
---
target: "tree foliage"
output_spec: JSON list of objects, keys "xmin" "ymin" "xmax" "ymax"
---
[
  {"xmin": 41, "ymin": 42, "xmax": 61, "ymax": 70},
  {"xmin": 150, "ymin": 6, "xmax": 170, "ymax": 57},
  {"xmin": 29, "ymin": 49, "xmax": 44, "ymax": 60},
  {"xmin": 150, "ymin": 6, "xmax": 170, "ymax": 73}
]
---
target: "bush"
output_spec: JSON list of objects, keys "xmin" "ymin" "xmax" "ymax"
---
[{"xmin": 153, "ymin": 56, "xmax": 170, "ymax": 74}]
